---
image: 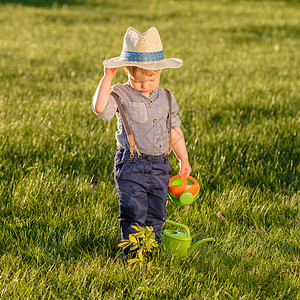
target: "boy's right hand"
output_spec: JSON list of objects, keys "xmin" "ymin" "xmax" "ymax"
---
[{"xmin": 104, "ymin": 67, "xmax": 118, "ymax": 80}]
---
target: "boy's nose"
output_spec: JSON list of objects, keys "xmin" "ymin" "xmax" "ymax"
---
[{"xmin": 141, "ymin": 82, "xmax": 148, "ymax": 89}]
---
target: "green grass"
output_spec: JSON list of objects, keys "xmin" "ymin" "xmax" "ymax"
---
[{"xmin": 0, "ymin": 0, "xmax": 299, "ymax": 299}]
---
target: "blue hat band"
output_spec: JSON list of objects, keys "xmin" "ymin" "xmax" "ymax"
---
[{"xmin": 120, "ymin": 50, "xmax": 164, "ymax": 62}]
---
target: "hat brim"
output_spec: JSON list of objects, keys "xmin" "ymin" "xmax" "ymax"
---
[{"xmin": 103, "ymin": 57, "xmax": 182, "ymax": 70}]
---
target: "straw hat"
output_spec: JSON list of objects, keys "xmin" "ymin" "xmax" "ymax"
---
[{"xmin": 103, "ymin": 26, "xmax": 182, "ymax": 70}]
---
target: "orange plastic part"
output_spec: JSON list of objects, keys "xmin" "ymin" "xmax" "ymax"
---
[{"xmin": 168, "ymin": 174, "xmax": 199, "ymax": 198}]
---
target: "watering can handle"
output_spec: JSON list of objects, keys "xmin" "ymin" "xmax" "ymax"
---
[
  {"xmin": 165, "ymin": 219, "xmax": 191, "ymax": 238},
  {"xmin": 181, "ymin": 171, "xmax": 188, "ymax": 187}
]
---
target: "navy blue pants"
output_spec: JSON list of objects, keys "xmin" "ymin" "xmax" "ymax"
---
[{"xmin": 114, "ymin": 148, "xmax": 172, "ymax": 254}]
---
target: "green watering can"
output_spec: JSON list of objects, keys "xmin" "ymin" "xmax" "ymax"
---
[{"xmin": 162, "ymin": 220, "xmax": 215, "ymax": 258}]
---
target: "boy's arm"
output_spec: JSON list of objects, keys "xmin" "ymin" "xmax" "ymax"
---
[
  {"xmin": 171, "ymin": 126, "xmax": 192, "ymax": 177},
  {"xmin": 93, "ymin": 67, "xmax": 118, "ymax": 113}
]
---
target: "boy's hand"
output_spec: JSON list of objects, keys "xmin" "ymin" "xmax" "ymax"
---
[
  {"xmin": 104, "ymin": 67, "xmax": 118, "ymax": 80},
  {"xmin": 179, "ymin": 160, "xmax": 192, "ymax": 178}
]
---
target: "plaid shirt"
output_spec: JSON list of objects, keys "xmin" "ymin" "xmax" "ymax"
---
[{"xmin": 92, "ymin": 82, "xmax": 181, "ymax": 155}]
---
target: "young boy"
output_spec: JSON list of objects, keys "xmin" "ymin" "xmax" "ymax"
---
[{"xmin": 92, "ymin": 27, "xmax": 191, "ymax": 256}]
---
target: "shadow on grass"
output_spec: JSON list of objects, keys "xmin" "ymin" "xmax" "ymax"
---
[
  {"xmin": 0, "ymin": 0, "xmax": 112, "ymax": 7},
  {"xmin": 1, "ymin": 0, "xmax": 80, "ymax": 6}
]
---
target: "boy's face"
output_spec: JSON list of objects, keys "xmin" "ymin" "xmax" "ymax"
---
[{"xmin": 125, "ymin": 69, "xmax": 162, "ymax": 97}]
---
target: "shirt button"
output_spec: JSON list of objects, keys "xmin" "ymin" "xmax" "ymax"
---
[
  {"xmin": 153, "ymin": 119, "xmax": 157, "ymax": 123},
  {"xmin": 148, "ymin": 100, "xmax": 152, "ymax": 104},
  {"xmin": 157, "ymin": 137, "xmax": 161, "ymax": 142}
]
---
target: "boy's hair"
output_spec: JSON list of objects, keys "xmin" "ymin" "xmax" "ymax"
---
[{"xmin": 124, "ymin": 66, "xmax": 161, "ymax": 77}]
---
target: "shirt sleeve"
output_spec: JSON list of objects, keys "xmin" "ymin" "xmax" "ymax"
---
[
  {"xmin": 92, "ymin": 92, "xmax": 118, "ymax": 122},
  {"xmin": 169, "ymin": 91, "xmax": 182, "ymax": 129}
]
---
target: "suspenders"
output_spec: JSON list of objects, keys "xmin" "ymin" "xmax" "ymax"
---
[
  {"xmin": 111, "ymin": 91, "xmax": 142, "ymax": 158},
  {"xmin": 110, "ymin": 89, "xmax": 172, "ymax": 158}
]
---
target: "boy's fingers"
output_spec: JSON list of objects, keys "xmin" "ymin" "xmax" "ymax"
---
[
  {"xmin": 179, "ymin": 169, "xmax": 187, "ymax": 175},
  {"xmin": 180, "ymin": 168, "xmax": 190, "ymax": 177},
  {"xmin": 180, "ymin": 167, "xmax": 192, "ymax": 177}
]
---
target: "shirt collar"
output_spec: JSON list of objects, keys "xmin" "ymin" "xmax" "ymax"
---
[{"xmin": 126, "ymin": 81, "xmax": 159, "ymax": 100}]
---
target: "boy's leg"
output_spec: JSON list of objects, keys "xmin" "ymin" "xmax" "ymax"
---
[
  {"xmin": 114, "ymin": 149, "xmax": 149, "ymax": 257},
  {"xmin": 146, "ymin": 158, "xmax": 172, "ymax": 245},
  {"xmin": 114, "ymin": 149, "xmax": 172, "ymax": 256}
]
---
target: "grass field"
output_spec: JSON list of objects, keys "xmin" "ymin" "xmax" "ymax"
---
[{"xmin": 0, "ymin": 0, "xmax": 299, "ymax": 299}]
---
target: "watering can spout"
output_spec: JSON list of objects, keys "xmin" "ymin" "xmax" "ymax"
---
[{"xmin": 187, "ymin": 238, "xmax": 216, "ymax": 255}]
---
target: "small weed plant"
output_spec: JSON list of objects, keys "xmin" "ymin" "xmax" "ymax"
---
[{"xmin": 118, "ymin": 224, "xmax": 158, "ymax": 278}]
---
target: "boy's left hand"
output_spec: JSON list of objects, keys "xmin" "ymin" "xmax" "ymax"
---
[{"xmin": 179, "ymin": 160, "xmax": 192, "ymax": 177}]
